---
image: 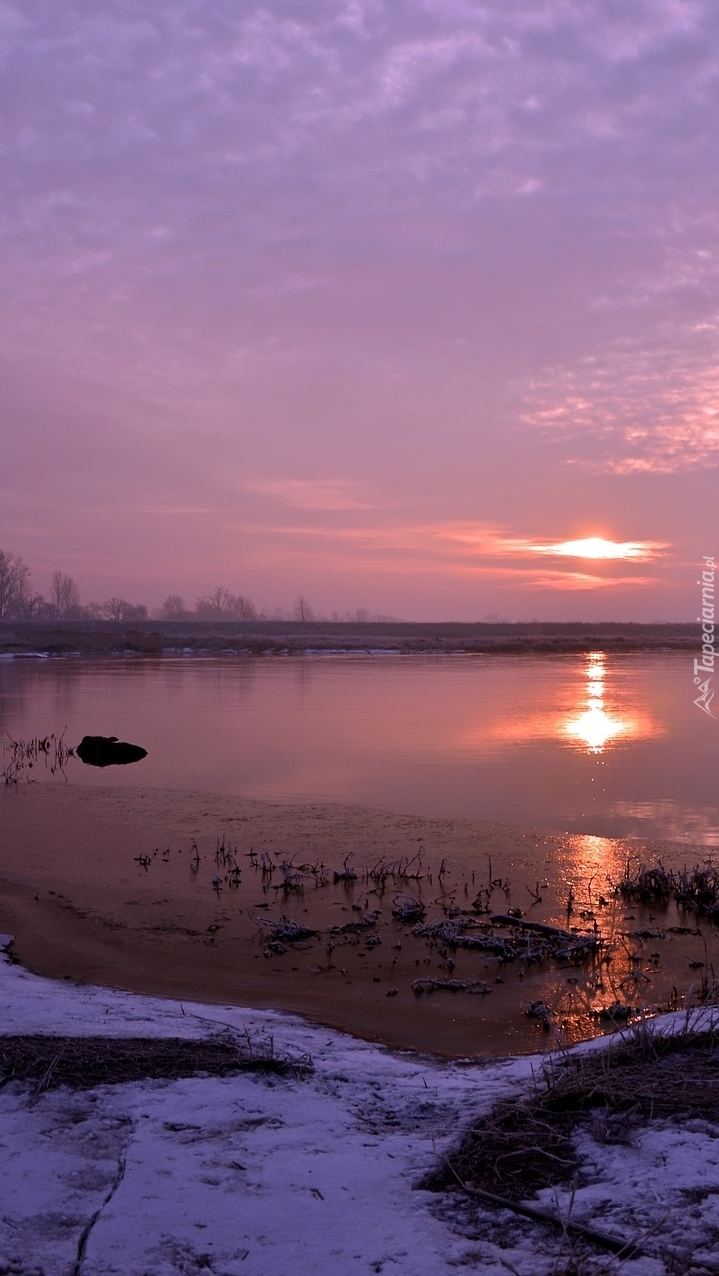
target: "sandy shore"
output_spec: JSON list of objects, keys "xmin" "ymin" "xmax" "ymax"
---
[{"xmin": 1, "ymin": 783, "xmax": 713, "ymax": 1057}]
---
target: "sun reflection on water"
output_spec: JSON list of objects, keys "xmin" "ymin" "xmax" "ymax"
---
[
  {"xmin": 568, "ymin": 831, "xmax": 624, "ymax": 886},
  {"xmin": 563, "ymin": 652, "xmax": 639, "ymax": 754},
  {"xmin": 479, "ymin": 650, "xmax": 660, "ymax": 755}
]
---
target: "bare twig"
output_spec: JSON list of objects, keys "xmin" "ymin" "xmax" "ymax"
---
[{"xmin": 445, "ymin": 1162, "xmax": 643, "ymax": 1261}]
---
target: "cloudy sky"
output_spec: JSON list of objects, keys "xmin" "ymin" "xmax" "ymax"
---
[{"xmin": 1, "ymin": 0, "xmax": 718, "ymax": 619}]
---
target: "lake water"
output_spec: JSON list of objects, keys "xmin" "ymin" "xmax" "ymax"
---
[{"xmin": 2, "ymin": 651, "xmax": 718, "ymax": 844}]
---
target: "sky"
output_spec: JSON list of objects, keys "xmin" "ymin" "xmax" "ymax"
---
[{"xmin": 1, "ymin": 0, "xmax": 718, "ymax": 621}]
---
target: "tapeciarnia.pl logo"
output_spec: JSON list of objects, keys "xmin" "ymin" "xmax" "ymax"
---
[{"xmin": 694, "ymin": 555, "xmax": 716, "ymax": 717}]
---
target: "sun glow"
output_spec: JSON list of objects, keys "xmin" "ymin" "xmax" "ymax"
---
[{"xmin": 531, "ymin": 537, "xmax": 660, "ymax": 561}]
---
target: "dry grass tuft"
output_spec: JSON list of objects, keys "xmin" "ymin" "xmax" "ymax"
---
[
  {"xmin": 616, "ymin": 860, "xmax": 719, "ymax": 918},
  {"xmin": 0, "ymin": 1033, "xmax": 312, "ymax": 1093},
  {"xmin": 424, "ymin": 1022, "xmax": 719, "ymax": 1202}
]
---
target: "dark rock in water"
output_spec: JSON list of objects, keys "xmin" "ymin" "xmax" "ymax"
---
[{"xmin": 76, "ymin": 735, "xmax": 148, "ymax": 768}]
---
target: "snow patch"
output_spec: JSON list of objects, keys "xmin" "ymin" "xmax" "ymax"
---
[{"xmin": 1, "ymin": 952, "xmax": 718, "ymax": 1273}]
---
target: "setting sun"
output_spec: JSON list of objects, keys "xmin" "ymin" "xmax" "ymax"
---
[{"xmin": 531, "ymin": 537, "xmax": 663, "ymax": 561}]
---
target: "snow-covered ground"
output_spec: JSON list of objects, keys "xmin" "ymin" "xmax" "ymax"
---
[{"xmin": 1, "ymin": 938, "xmax": 718, "ymax": 1276}]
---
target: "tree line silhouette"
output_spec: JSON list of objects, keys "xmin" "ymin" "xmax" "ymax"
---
[{"xmin": 0, "ymin": 548, "xmax": 399, "ymax": 624}]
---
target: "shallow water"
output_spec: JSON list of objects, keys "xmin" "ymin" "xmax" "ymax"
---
[
  {"xmin": 1, "ymin": 781, "xmax": 715, "ymax": 1056},
  {"xmin": 2, "ymin": 651, "xmax": 718, "ymax": 844},
  {"xmin": 3, "ymin": 651, "xmax": 719, "ymax": 1053}
]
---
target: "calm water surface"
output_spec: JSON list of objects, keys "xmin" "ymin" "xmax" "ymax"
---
[{"xmin": 2, "ymin": 651, "xmax": 718, "ymax": 844}]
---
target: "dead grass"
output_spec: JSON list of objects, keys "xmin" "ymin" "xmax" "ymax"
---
[
  {"xmin": 616, "ymin": 860, "xmax": 719, "ymax": 918},
  {"xmin": 424, "ymin": 1022, "xmax": 719, "ymax": 1202},
  {"xmin": 0, "ymin": 1033, "xmax": 312, "ymax": 1092},
  {"xmin": 2, "ymin": 731, "xmax": 73, "ymax": 784}
]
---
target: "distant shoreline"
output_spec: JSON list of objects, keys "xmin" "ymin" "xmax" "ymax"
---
[{"xmin": 0, "ymin": 618, "xmax": 697, "ymax": 658}]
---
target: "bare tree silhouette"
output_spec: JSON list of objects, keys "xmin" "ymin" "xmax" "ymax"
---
[
  {"xmin": 195, "ymin": 587, "xmax": 257, "ymax": 620},
  {"xmin": 0, "ymin": 550, "xmax": 31, "ymax": 618},
  {"xmin": 49, "ymin": 571, "xmax": 80, "ymax": 619},
  {"xmin": 160, "ymin": 594, "xmax": 187, "ymax": 619},
  {"xmin": 294, "ymin": 595, "xmax": 315, "ymax": 622},
  {"xmin": 101, "ymin": 598, "xmax": 148, "ymax": 621}
]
